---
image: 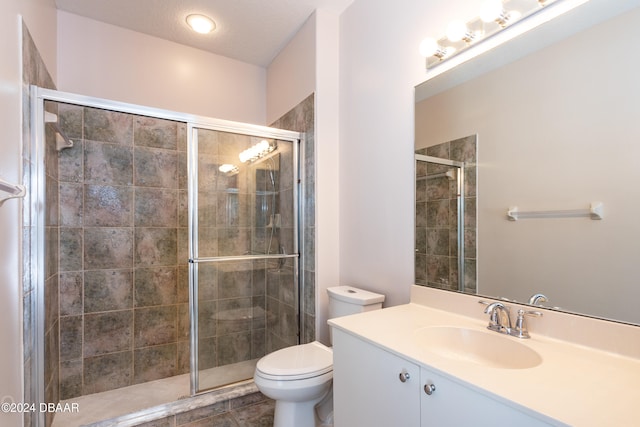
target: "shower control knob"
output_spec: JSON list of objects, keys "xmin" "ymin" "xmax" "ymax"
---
[
  {"xmin": 424, "ymin": 383, "xmax": 436, "ymax": 395},
  {"xmin": 398, "ymin": 369, "xmax": 411, "ymax": 383}
]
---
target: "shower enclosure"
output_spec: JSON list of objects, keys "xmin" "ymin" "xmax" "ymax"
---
[{"xmin": 28, "ymin": 87, "xmax": 303, "ymax": 425}]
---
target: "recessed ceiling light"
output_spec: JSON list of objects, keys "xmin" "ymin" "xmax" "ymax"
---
[{"xmin": 186, "ymin": 14, "xmax": 216, "ymax": 34}]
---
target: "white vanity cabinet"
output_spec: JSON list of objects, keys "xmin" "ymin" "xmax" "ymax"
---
[
  {"xmin": 332, "ymin": 328, "xmax": 421, "ymax": 427},
  {"xmin": 332, "ymin": 328, "xmax": 552, "ymax": 427},
  {"xmin": 420, "ymin": 366, "xmax": 548, "ymax": 426}
]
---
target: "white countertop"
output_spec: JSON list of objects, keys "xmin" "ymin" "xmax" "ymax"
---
[{"xmin": 329, "ymin": 299, "xmax": 640, "ymax": 426}]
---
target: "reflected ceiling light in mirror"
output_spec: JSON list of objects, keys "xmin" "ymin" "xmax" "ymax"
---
[
  {"xmin": 219, "ymin": 164, "xmax": 239, "ymax": 176},
  {"xmin": 239, "ymin": 140, "xmax": 277, "ymax": 164},
  {"xmin": 186, "ymin": 14, "xmax": 216, "ymax": 34},
  {"xmin": 419, "ymin": 0, "xmax": 586, "ymax": 71}
]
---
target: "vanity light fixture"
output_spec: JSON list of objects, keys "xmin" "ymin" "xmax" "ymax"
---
[
  {"xmin": 239, "ymin": 140, "xmax": 277, "ymax": 164},
  {"xmin": 186, "ymin": 14, "xmax": 216, "ymax": 34},
  {"xmin": 420, "ymin": 0, "xmax": 574, "ymax": 69},
  {"xmin": 419, "ymin": 38, "xmax": 455, "ymax": 60}
]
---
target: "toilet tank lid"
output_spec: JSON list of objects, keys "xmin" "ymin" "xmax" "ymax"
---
[{"xmin": 327, "ymin": 286, "xmax": 385, "ymax": 305}]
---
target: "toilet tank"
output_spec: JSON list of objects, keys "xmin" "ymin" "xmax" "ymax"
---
[{"xmin": 327, "ymin": 286, "xmax": 385, "ymax": 319}]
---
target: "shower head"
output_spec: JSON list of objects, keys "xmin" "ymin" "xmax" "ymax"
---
[{"xmin": 444, "ymin": 169, "xmax": 456, "ymax": 181}]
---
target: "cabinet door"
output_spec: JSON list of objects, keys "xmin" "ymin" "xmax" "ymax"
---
[
  {"xmin": 420, "ymin": 367, "xmax": 553, "ymax": 427},
  {"xmin": 333, "ymin": 329, "xmax": 420, "ymax": 427}
]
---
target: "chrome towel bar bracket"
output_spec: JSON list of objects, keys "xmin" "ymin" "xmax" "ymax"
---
[{"xmin": 0, "ymin": 177, "xmax": 26, "ymax": 205}]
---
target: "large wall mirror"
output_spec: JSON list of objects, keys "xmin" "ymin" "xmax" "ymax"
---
[{"xmin": 414, "ymin": 0, "xmax": 640, "ymax": 326}]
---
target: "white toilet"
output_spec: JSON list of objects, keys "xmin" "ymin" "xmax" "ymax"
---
[{"xmin": 254, "ymin": 285, "xmax": 385, "ymax": 427}]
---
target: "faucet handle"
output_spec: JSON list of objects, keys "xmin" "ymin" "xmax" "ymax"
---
[
  {"xmin": 511, "ymin": 309, "xmax": 543, "ymax": 339},
  {"xmin": 521, "ymin": 309, "xmax": 543, "ymax": 319}
]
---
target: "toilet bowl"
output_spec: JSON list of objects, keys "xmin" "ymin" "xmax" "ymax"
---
[
  {"xmin": 254, "ymin": 286, "xmax": 385, "ymax": 427},
  {"xmin": 254, "ymin": 341, "xmax": 333, "ymax": 427}
]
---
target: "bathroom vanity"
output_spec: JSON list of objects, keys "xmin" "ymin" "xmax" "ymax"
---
[{"xmin": 328, "ymin": 286, "xmax": 640, "ymax": 427}]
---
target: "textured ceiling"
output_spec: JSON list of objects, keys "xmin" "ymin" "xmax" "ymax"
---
[{"xmin": 55, "ymin": 0, "xmax": 355, "ymax": 67}]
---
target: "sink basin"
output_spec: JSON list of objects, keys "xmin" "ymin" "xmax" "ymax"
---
[{"xmin": 413, "ymin": 326, "xmax": 542, "ymax": 369}]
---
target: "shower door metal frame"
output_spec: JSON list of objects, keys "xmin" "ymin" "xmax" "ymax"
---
[
  {"xmin": 29, "ymin": 87, "xmax": 304, "ymax": 425},
  {"xmin": 415, "ymin": 154, "xmax": 465, "ymax": 292},
  {"xmin": 187, "ymin": 124, "xmax": 302, "ymax": 395}
]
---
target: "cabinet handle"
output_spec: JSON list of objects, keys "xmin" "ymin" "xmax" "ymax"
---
[
  {"xmin": 398, "ymin": 369, "xmax": 411, "ymax": 383},
  {"xmin": 424, "ymin": 383, "xmax": 436, "ymax": 395}
]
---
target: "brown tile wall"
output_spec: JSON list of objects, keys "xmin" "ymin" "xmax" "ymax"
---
[{"xmin": 56, "ymin": 105, "xmax": 189, "ymax": 399}]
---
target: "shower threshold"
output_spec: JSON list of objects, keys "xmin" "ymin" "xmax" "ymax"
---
[{"xmin": 51, "ymin": 359, "xmax": 260, "ymax": 427}]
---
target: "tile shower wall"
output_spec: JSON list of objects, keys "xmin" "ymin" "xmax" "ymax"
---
[
  {"xmin": 270, "ymin": 93, "xmax": 316, "ymax": 345},
  {"xmin": 415, "ymin": 135, "xmax": 477, "ymax": 294},
  {"xmin": 56, "ymin": 105, "xmax": 189, "ymax": 399},
  {"xmin": 22, "ymin": 23, "xmax": 57, "ymax": 427}
]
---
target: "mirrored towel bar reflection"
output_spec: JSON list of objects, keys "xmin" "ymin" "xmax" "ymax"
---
[{"xmin": 507, "ymin": 202, "xmax": 603, "ymax": 221}]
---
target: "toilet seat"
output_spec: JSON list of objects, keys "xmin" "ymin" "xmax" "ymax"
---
[{"xmin": 255, "ymin": 341, "xmax": 333, "ymax": 381}]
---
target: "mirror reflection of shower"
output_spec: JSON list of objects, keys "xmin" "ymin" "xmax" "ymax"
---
[
  {"xmin": 415, "ymin": 154, "xmax": 465, "ymax": 292},
  {"xmin": 414, "ymin": 134, "xmax": 478, "ymax": 296}
]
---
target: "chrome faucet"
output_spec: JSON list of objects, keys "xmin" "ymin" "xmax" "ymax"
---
[
  {"xmin": 528, "ymin": 293, "xmax": 548, "ymax": 306},
  {"xmin": 480, "ymin": 301, "xmax": 543, "ymax": 339},
  {"xmin": 483, "ymin": 302, "xmax": 512, "ymax": 334}
]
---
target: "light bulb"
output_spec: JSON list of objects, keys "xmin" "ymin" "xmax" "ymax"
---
[
  {"xmin": 480, "ymin": 0, "xmax": 504, "ymax": 23},
  {"xmin": 419, "ymin": 38, "xmax": 439, "ymax": 57},
  {"xmin": 508, "ymin": 10, "xmax": 522, "ymax": 21},
  {"xmin": 446, "ymin": 20, "xmax": 468, "ymax": 42},
  {"xmin": 186, "ymin": 14, "xmax": 216, "ymax": 34}
]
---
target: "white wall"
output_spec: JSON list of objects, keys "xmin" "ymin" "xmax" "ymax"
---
[
  {"xmin": 415, "ymin": 7, "xmax": 640, "ymax": 323},
  {"xmin": 313, "ymin": 9, "xmax": 340, "ymax": 343},
  {"xmin": 0, "ymin": 1, "xmax": 56, "ymax": 426},
  {"xmin": 57, "ymin": 11, "xmax": 267, "ymax": 124},
  {"xmin": 267, "ymin": 9, "xmax": 341, "ymax": 344},
  {"xmin": 266, "ymin": 14, "xmax": 316, "ymax": 125},
  {"xmin": 338, "ymin": 0, "xmax": 476, "ymax": 307}
]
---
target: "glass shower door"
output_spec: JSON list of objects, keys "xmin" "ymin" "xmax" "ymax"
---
[{"xmin": 189, "ymin": 126, "xmax": 300, "ymax": 393}]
